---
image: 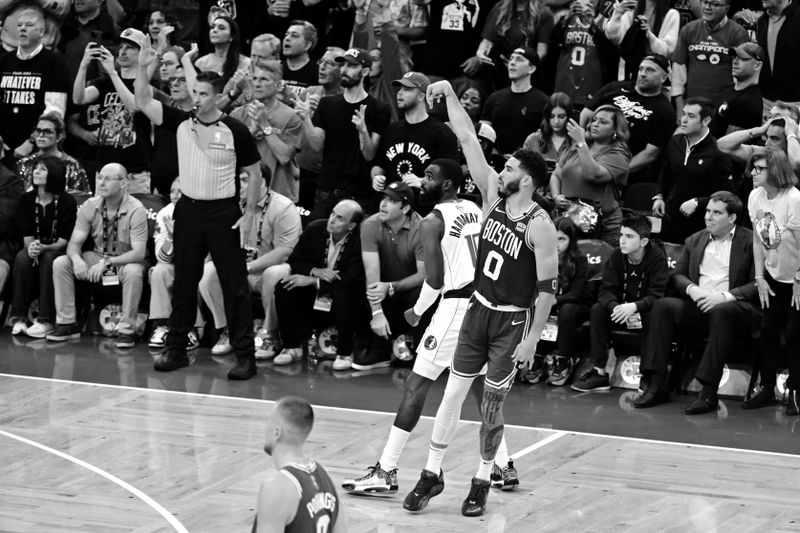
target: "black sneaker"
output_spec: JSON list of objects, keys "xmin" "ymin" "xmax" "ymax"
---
[
  {"xmin": 461, "ymin": 477, "xmax": 491, "ymax": 517},
  {"xmin": 546, "ymin": 355, "xmax": 573, "ymax": 387},
  {"xmin": 153, "ymin": 350, "xmax": 190, "ymax": 372},
  {"xmin": 571, "ymin": 368, "xmax": 611, "ymax": 392},
  {"xmin": 403, "ymin": 469, "xmax": 445, "ymax": 512},
  {"xmin": 351, "ymin": 350, "xmax": 392, "ymax": 371},
  {"xmin": 115, "ymin": 331, "xmax": 137, "ymax": 349},
  {"xmin": 520, "ymin": 354, "xmax": 545, "ymax": 384},
  {"xmin": 45, "ymin": 323, "xmax": 82, "ymax": 342},
  {"xmin": 490, "ymin": 460, "xmax": 519, "ymax": 491}
]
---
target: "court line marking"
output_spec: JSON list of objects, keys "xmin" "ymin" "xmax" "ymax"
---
[
  {"xmin": 0, "ymin": 427, "xmax": 190, "ymax": 533},
  {"xmin": 510, "ymin": 431, "xmax": 566, "ymax": 460},
  {"xmin": 2, "ymin": 373, "xmax": 799, "ymax": 460}
]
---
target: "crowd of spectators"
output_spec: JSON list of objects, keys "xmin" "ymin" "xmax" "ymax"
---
[{"xmin": 0, "ymin": 0, "xmax": 799, "ymax": 414}]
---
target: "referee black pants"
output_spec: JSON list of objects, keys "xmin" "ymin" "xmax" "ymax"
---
[{"xmin": 167, "ymin": 196, "xmax": 254, "ymax": 359}]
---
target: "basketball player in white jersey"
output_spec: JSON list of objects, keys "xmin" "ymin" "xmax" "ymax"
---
[{"xmin": 341, "ymin": 158, "xmax": 519, "ymax": 497}]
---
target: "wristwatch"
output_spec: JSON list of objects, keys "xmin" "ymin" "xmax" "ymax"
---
[
  {"xmin": 263, "ymin": 126, "xmax": 275, "ymax": 136},
  {"xmin": 104, "ymin": 257, "xmax": 113, "ymax": 270},
  {"xmin": 576, "ymin": 141, "xmax": 586, "ymax": 148}
]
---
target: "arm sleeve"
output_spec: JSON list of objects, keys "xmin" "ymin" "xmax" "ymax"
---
[
  {"xmin": 227, "ymin": 117, "xmax": 261, "ymax": 167},
  {"xmin": 596, "ymin": 145, "xmax": 632, "ymax": 187},
  {"xmin": 605, "ymin": 9, "xmax": 633, "ymax": 45}
]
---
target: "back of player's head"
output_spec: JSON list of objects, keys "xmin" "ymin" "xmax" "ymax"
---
[
  {"xmin": 276, "ymin": 396, "xmax": 314, "ymax": 442},
  {"xmin": 195, "ymin": 71, "xmax": 226, "ymax": 94},
  {"xmin": 429, "ymin": 158, "xmax": 463, "ymax": 191},
  {"xmin": 621, "ymin": 213, "xmax": 652, "ymax": 240},
  {"xmin": 511, "ymin": 148, "xmax": 547, "ymax": 187},
  {"xmin": 684, "ymin": 96, "xmax": 715, "ymax": 121}
]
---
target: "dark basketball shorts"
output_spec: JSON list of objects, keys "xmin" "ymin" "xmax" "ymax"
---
[{"xmin": 451, "ymin": 294, "xmax": 530, "ymax": 389}]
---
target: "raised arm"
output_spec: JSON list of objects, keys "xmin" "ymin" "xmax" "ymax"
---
[
  {"xmin": 427, "ymin": 80, "xmax": 497, "ymax": 207},
  {"xmin": 95, "ymin": 46, "xmax": 138, "ymax": 112},
  {"xmin": 135, "ymin": 36, "xmax": 164, "ymax": 125},
  {"xmin": 72, "ymin": 45, "xmax": 101, "ymax": 105}
]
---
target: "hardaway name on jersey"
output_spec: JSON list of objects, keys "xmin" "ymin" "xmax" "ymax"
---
[{"xmin": 435, "ymin": 199, "xmax": 484, "ymax": 293}]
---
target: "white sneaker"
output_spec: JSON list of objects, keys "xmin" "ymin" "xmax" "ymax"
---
[
  {"xmin": 187, "ymin": 329, "xmax": 200, "ymax": 351},
  {"xmin": 211, "ymin": 329, "xmax": 232, "ymax": 355},
  {"xmin": 255, "ymin": 333, "xmax": 281, "ymax": 360},
  {"xmin": 148, "ymin": 325, "xmax": 169, "ymax": 349},
  {"xmin": 26, "ymin": 321, "xmax": 55, "ymax": 339},
  {"xmin": 11, "ymin": 320, "xmax": 28, "ymax": 336},
  {"xmin": 273, "ymin": 348, "xmax": 303, "ymax": 366},
  {"xmin": 332, "ymin": 355, "xmax": 353, "ymax": 371}
]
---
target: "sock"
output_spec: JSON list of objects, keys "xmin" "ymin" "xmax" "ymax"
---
[
  {"xmin": 424, "ymin": 374, "xmax": 473, "ymax": 474},
  {"xmin": 378, "ymin": 426, "xmax": 410, "ymax": 471},
  {"xmin": 476, "ymin": 459, "xmax": 493, "ymax": 481},
  {"xmin": 494, "ymin": 436, "xmax": 510, "ymax": 467}
]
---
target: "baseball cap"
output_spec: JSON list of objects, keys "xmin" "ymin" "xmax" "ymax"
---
[
  {"xmin": 336, "ymin": 48, "xmax": 372, "ymax": 68},
  {"xmin": 640, "ymin": 54, "xmax": 670, "ymax": 73},
  {"xmin": 392, "ymin": 71, "xmax": 430, "ymax": 91},
  {"xmin": 384, "ymin": 181, "xmax": 414, "ymax": 205},
  {"xmin": 510, "ymin": 46, "xmax": 539, "ymax": 67},
  {"xmin": 477, "ymin": 123, "xmax": 497, "ymax": 144},
  {"xmin": 120, "ymin": 28, "xmax": 147, "ymax": 49},
  {"xmin": 729, "ymin": 42, "xmax": 765, "ymax": 62}
]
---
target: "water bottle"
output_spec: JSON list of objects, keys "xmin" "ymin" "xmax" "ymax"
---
[{"xmin": 307, "ymin": 332, "xmax": 318, "ymax": 363}]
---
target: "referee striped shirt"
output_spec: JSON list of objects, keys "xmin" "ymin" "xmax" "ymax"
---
[{"xmin": 160, "ymin": 106, "xmax": 261, "ymax": 200}]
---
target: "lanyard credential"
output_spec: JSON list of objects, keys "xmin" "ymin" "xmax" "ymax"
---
[
  {"xmin": 34, "ymin": 194, "xmax": 59, "ymax": 244},
  {"xmin": 102, "ymin": 202, "xmax": 119, "ymax": 256}
]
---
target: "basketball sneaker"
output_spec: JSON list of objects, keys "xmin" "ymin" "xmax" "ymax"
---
[
  {"xmin": 255, "ymin": 333, "xmax": 281, "ymax": 360},
  {"xmin": 211, "ymin": 328, "xmax": 232, "ymax": 355},
  {"xmin": 403, "ymin": 469, "xmax": 444, "ymax": 512},
  {"xmin": 547, "ymin": 355, "xmax": 573, "ymax": 387},
  {"xmin": 490, "ymin": 460, "xmax": 519, "ymax": 491},
  {"xmin": 11, "ymin": 319, "xmax": 28, "ymax": 336},
  {"xmin": 149, "ymin": 325, "xmax": 170, "ymax": 349},
  {"xmin": 26, "ymin": 320, "xmax": 54, "ymax": 339},
  {"xmin": 187, "ymin": 329, "xmax": 200, "ymax": 351},
  {"xmin": 461, "ymin": 477, "xmax": 491, "ymax": 517},
  {"xmin": 341, "ymin": 462, "xmax": 398, "ymax": 496}
]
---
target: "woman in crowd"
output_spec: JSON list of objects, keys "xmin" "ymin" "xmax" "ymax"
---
[
  {"xmin": 523, "ymin": 91, "xmax": 574, "ymax": 177},
  {"xmin": 477, "ymin": 0, "xmax": 554, "ymax": 70},
  {"xmin": 15, "ymin": 112, "xmax": 89, "ymax": 193},
  {"xmin": 459, "ymin": 85, "xmax": 485, "ymax": 123},
  {"xmin": 604, "ymin": 0, "xmax": 680, "ymax": 80},
  {"xmin": 9, "ymin": 155, "xmax": 77, "ymax": 339},
  {"xmin": 523, "ymin": 217, "xmax": 590, "ymax": 386},
  {"xmin": 194, "ymin": 15, "xmax": 249, "ymax": 84},
  {"xmin": 747, "ymin": 147, "xmax": 800, "ymax": 415},
  {"xmin": 550, "ymin": 105, "xmax": 631, "ymax": 245}
]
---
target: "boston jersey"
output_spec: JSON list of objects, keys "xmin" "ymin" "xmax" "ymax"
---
[
  {"xmin": 475, "ymin": 199, "xmax": 546, "ymax": 308},
  {"xmin": 555, "ymin": 16, "xmax": 604, "ymax": 105},
  {"xmin": 282, "ymin": 461, "xmax": 339, "ymax": 533},
  {"xmin": 434, "ymin": 199, "xmax": 484, "ymax": 293}
]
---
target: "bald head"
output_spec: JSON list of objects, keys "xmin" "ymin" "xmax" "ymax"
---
[
  {"xmin": 101, "ymin": 163, "xmax": 128, "ymax": 180},
  {"xmin": 338, "ymin": 200, "xmax": 363, "ymax": 223}
]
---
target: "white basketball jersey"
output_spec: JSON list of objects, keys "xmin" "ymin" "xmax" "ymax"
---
[{"xmin": 435, "ymin": 199, "xmax": 484, "ymax": 293}]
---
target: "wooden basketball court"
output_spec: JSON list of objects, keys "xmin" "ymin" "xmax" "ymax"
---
[{"xmin": 1, "ymin": 373, "xmax": 798, "ymax": 532}]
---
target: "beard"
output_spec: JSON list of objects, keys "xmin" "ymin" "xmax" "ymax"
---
[
  {"xmin": 497, "ymin": 179, "xmax": 520, "ymax": 199},
  {"xmin": 419, "ymin": 183, "xmax": 443, "ymax": 205},
  {"xmin": 340, "ymin": 72, "xmax": 362, "ymax": 88}
]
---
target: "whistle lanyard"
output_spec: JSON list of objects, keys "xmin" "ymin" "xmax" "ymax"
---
[
  {"xmin": 622, "ymin": 263, "xmax": 643, "ymax": 302},
  {"xmin": 255, "ymin": 193, "xmax": 271, "ymax": 251},
  {"xmin": 34, "ymin": 194, "xmax": 58, "ymax": 243},
  {"xmin": 324, "ymin": 233, "xmax": 349, "ymax": 269},
  {"xmin": 101, "ymin": 202, "xmax": 119, "ymax": 256}
]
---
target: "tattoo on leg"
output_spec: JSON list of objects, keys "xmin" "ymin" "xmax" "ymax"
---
[{"xmin": 479, "ymin": 386, "xmax": 507, "ymax": 461}]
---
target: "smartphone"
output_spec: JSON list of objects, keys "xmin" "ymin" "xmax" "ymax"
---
[{"xmin": 89, "ymin": 29, "xmax": 103, "ymax": 45}]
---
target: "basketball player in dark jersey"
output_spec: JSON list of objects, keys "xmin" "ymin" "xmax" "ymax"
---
[
  {"xmin": 402, "ymin": 80, "xmax": 559, "ymax": 517},
  {"xmin": 253, "ymin": 396, "xmax": 346, "ymax": 532}
]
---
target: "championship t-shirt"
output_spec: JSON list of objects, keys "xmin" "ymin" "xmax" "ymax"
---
[
  {"xmin": 282, "ymin": 59, "xmax": 319, "ymax": 102},
  {"xmin": 672, "ymin": 18, "xmax": 749, "ymax": 103},
  {"xmin": 0, "ymin": 48, "xmax": 69, "ymax": 151}
]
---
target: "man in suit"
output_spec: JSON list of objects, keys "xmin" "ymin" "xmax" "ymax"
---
[
  {"xmin": 637, "ymin": 191, "xmax": 760, "ymax": 413},
  {"xmin": 272, "ymin": 199, "xmax": 367, "ymax": 366}
]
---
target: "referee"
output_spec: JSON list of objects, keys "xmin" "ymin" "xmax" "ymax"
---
[{"xmin": 134, "ymin": 37, "xmax": 263, "ymax": 380}]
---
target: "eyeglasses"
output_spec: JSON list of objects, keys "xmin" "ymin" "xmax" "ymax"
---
[
  {"xmin": 701, "ymin": 1, "xmax": 728, "ymax": 7},
  {"xmin": 317, "ymin": 59, "xmax": 338, "ymax": 68},
  {"xmin": 751, "ymin": 164, "xmax": 768, "ymax": 175},
  {"xmin": 96, "ymin": 175, "xmax": 125, "ymax": 183},
  {"xmin": 33, "ymin": 128, "xmax": 56, "ymax": 136},
  {"xmin": 168, "ymin": 76, "xmax": 187, "ymax": 85}
]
